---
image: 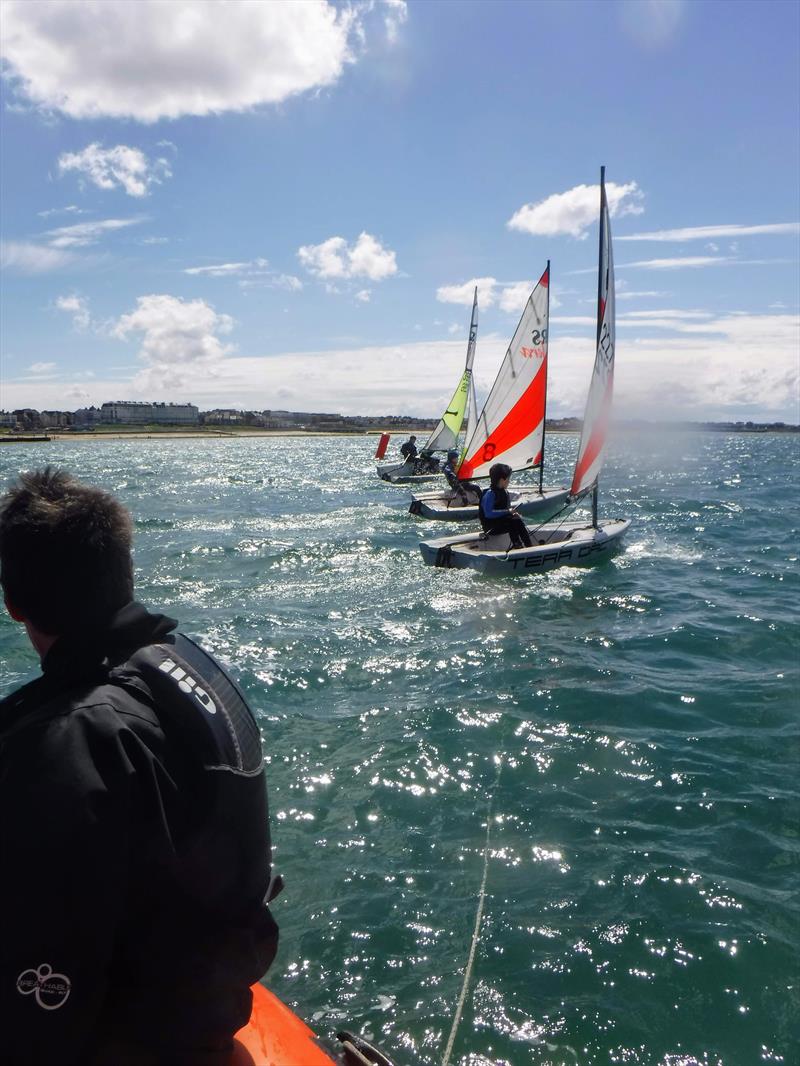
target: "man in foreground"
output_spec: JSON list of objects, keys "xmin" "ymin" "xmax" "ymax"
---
[{"xmin": 0, "ymin": 468, "xmax": 279, "ymax": 1065}]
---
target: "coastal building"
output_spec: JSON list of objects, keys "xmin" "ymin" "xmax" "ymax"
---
[
  {"xmin": 101, "ymin": 401, "xmax": 199, "ymax": 425},
  {"xmin": 203, "ymin": 408, "xmax": 246, "ymax": 425},
  {"xmin": 12, "ymin": 409, "xmax": 41, "ymax": 429},
  {"xmin": 74, "ymin": 406, "xmax": 103, "ymax": 425},
  {"xmin": 39, "ymin": 411, "xmax": 71, "ymax": 428}
]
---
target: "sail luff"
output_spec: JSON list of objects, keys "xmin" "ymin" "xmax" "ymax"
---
[
  {"xmin": 465, "ymin": 286, "xmax": 478, "ymax": 372},
  {"xmin": 461, "ymin": 374, "xmax": 478, "ymax": 465},
  {"xmin": 423, "ymin": 288, "xmax": 479, "ymax": 453},
  {"xmin": 570, "ymin": 169, "xmax": 616, "ymax": 498},
  {"xmin": 539, "ymin": 258, "xmax": 551, "ymax": 493}
]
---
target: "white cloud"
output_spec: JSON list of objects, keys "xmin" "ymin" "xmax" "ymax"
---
[
  {"xmin": 38, "ymin": 204, "xmax": 86, "ymax": 218},
  {"xmin": 618, "ymin": 222, "xmax": 800, "ymax": 242},
  {"xmin": 355, "ymin": 289, "xmax": 371, "ymax": 303},
  {"xmin": 298, "ymin": 232, "xmax": 398, "ymax": 281},
  {"xmin": 436, "ymin": 276, "xmax": 554, "ymax": 313},
  {"xmin": 112, "ymin": 294, "xmax": 235, "ymax": 390},
  {"xmin": 436, "ymin": 277, "xmax": 498, "ymax": 307},
  {"xmin": 184, "ymin": 259, "xmax": 303, "ymax": 291},
  {"xmin": 142, "ymin": 236, "xmax": 169, "ymax": 245},
  {"xmin": 58, "ymin": 143, "xmax": 171, "ymax": 197},
  {"xmin": 55, "ymin": 294, "xmax": 91, "ymax": 330},
  {"xmin": 622, "ymin": 256, "xmax": 730, "ymax": 270},
  {"xmin": 498, "ymin": 281, "xmax": 535, "ymax": 314},
  {"xmin": 553, "ymin": 316, "xmax": 597, "ymax": 327},
  {"xmin": 0, "ymin": 240, "xmax": 73, "ymax": 273},
  {"xmin": 617, "ymin": 290, "xmax": 666, "ymax": 300},
  {"xmin": 5, "ymin": 313, "xmax": 798, "ymax": 423},
  {"xmin": 383, "ymin": 0, "xmax": 408, "ymax": 42},
  {"xmin": 0, "ymin": 0, "xmax": 368, "ymax": 122},
  {"xmin": 46, "ymin": 217, "xmax": 143, "ymax": 249},
  {"xmin": 29, "ymin": 362, "xmax": 57, "ymax": 374},
  {"xmin": 185, "ymin": 259, "xmax": 270, "ymax": 278},
  {"xmin": 508, "ymin": 181, "xmax": 644, "ymax": 239},
  {"xmin": 619, "ymin": 0, "xmax": 686, "ymax": 48},
  {"xmin": 447, "ymin": 323, "xmax": 460, "ymax": 335},
  {"xmin": 257, "ymin": 273, "xmax": 303, "ymax": 292}
]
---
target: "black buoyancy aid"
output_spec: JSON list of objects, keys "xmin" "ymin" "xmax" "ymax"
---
[
  {"xmin": 479, "ymin": 486, "xmax": 511, "ymax": 530},
  {"xmin": 108, "ymin": 632, "xmax": 276, "ymax": 916}
]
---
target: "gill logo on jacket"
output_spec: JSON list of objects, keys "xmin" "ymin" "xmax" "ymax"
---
[
  {"xmin": 17, "ymin": 964, "xmax": 71, "ymax": 1010},
  {"xmin": 158, "ymin": 658, "xmax": 218, "ymax": 715}
]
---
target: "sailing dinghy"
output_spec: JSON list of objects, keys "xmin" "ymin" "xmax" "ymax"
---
[
  {"xmin": 409, "ymin": 263, "xmax": 569, "ymax": 520},
  {"xmin": 419, "ymin": 169, "xmax": 630, "ymax": 574},
  {"xmin": 377, "ymin": 289, "xmax": 479, "ymax": 484}
]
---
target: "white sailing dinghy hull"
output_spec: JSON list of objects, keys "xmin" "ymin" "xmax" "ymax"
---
[
  {"xmin": 409, "ymin": 486, "xmax": 570, "ymax": 521},
  {"xmin": 419, "ymin": 519, "xmax": 630, "ymax": 574},
  {"xmin": 376, "ymin": 461, "xmax": 441, "ymax": 484}
]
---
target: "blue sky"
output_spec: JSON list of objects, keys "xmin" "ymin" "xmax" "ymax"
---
[{"xmin": 1, "ymin": 0, "xmax": 798, "ymax": 421}]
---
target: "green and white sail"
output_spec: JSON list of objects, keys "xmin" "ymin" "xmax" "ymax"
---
[{"xmin": 423, "ymin": 287, "xmax": 478, "ymax": 454}]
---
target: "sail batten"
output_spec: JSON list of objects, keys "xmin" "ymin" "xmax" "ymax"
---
[
  {"xmin": 571, "ymin": 170, "xmax": 616, "ymax": 497},
  {"xmin": 459, "ymin": 266, "xmax": 550, "ymax": 480},
  {"xmin": 423, "ymin": 287, "xmax": 478, "ymax": 454}
]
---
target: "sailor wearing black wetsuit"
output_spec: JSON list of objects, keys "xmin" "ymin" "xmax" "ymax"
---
[
  {"xmin": 0, "ymin": 470, "xmax": 279, "ymax": 1066},
  {"xmin": 479, "ymin": 462, "xmax": 533, "ymax": 547},
  {"xmin": 399, "ymin": 435, "xmax": 418, "ymax": 461},
  {"xmin": 443, "ymin": 450, "xmax": 480, "ymax": 505}
]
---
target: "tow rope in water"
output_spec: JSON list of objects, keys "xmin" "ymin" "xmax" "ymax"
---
[{"xmin": 441, "ymin": 753, "xmax": 504, "ymax": 1066}]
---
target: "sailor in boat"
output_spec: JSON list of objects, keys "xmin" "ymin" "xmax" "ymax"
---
[
  {"xmin": 399, "ymin": 435, "xmax": 418, "ymax": 462},
  {"xmin": 0, "ymin": 468, "xmax": 280, "ymax": 1065},
  {"xmin": 443, "ymin": 450, "xmax": 481, "ymax": 506},
  {"xmin": 480, "ymin": 463, "xmax": 533, "ymax": 548},
  {"xmin": 398, "ymin": 435, "xmax": 439, "ymax": 475}
]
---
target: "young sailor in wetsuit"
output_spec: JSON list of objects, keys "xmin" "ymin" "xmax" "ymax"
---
[
  {"xmin": 443, "ymin": 450, "xmax": 481, "ymax": 505},
  {"xmin": 399, "ymin": 435, "xmax": 418, "ymax": 462},
  {"xmin": 479, "ymin": 462, "xmax": 533, "ymax": 547},
  {"xmin": 0, "ymin": 468, "xmax": 279, "ymax": 1065}
]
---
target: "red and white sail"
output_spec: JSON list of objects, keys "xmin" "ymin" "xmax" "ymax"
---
[
  {"xmin": 459, "ymin": 265, "xmax": 550, "ymax": 480},
  {"xmin": 571, "ymin": 171, "xmax": 615, "ymax": 497}
]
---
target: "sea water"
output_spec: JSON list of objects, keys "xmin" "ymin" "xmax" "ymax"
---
[{"xmin": 0, "ymin": 431, "xmax": 797, "ymax": 1066}]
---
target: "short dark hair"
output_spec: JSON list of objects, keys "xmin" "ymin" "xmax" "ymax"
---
[
  {"xmin": 489, "ymin": 462, "xmax": 512, "ymax": 488},
  {"xmin": 0, "ymin": 467, "xmax": 134, "ymax": 633}
]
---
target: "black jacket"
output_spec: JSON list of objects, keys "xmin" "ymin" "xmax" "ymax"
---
[{"xmin": 0, "ymin": 603, "xmax": 278, "ymax": 1064}]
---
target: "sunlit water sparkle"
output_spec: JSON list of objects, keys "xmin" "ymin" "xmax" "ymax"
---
[{"xmin": 0, "ymin": 432, "xmax": 797, "ymax": 1065}]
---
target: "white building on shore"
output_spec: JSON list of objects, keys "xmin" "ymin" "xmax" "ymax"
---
[{"xmin": 101, "ymin": 401, "xmax": 198, "ymax": 425}]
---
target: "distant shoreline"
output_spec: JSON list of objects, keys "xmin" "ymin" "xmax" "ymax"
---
[{"xmin": 0, "ymin": 425, "xmax": 796, "ymax": 444}]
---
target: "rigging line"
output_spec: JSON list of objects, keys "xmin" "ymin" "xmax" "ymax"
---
[
  {"xmin": 527, "ymin": 496, "xmax": 574, "ymax": 538},
  {"xmin": 442, "ymin": 751, "xmax": 504, "ymax": 1066}
]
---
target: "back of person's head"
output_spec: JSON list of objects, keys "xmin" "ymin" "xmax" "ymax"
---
[
  {"xmin": 410, "ymin": 435, "xmax": 417, "ymax": 441},
  {"xmin": 0, "ymin": 467, "xmax": 134, "ymax": 634},
  {"xmin": 489, "ymin": 463, "xmax": 512, "ymax": 488},
  {"xmin": 448, "ymin": 450, "xmax": 459, "ymax": 460}
]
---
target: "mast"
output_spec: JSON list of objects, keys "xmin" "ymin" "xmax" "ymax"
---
[
  {"xmin": 539, "ymin": 259, "xmax": 550, "ymax": 494},
  {"xmin": 570, "ymin": 166, "xmax": 616, "ymax": 507},
  {"xmin": 592, "ymin": 167, "xmax": 606, "ymax": 526},
  {"xmin": 424, "ymin": 288, "xmax": 478, "ymax": 454}
]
